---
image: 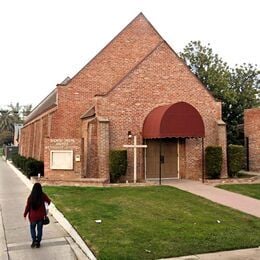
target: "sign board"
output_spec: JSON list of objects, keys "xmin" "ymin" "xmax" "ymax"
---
[{"xmin": 50, "ymin": 150, "xmax": 73, "ymax": 170}]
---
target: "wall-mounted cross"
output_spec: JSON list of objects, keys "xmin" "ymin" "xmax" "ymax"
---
[{"xmin": 123, "ymin": 135, "xmax": 147, "ymax": 183}]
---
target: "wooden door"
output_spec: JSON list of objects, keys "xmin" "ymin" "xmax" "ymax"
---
[
  {"xmin": 161, "ymin": 140, "xmax": 177, "ymax": 178},
  {"xmin": 146, "ymin": 139, "xmax": 178, "ymax": 179},
  {"xmin": 146, "ymin": 140, "xmax": 160, "ymax": 178}
]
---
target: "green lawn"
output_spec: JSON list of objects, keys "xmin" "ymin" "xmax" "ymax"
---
[
  {"xmin": 217, "ymin": 184, "xmax": 260, "ymax": 200},
  {"xmin": 44, "ymin": 186, "xmax": 260, "ymax": 260}
]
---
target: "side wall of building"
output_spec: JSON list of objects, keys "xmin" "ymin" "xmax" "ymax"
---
[
  {"xmin": 19, "ymin": 111, "xmax": 54, "ymax": 161},
  {"xmin": 44, "ymin": 138, "xmax": 83, "ymax": 179}
]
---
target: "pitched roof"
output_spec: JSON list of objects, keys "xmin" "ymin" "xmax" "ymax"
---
[
  {"xmin": 65, "ymin": 13, "xmax": 164, "ymax": 94},
  {"xmin": 80, "ymin": 106, "xmax": 95, "ymax": 119}
]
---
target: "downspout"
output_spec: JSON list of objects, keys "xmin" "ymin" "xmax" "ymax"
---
[{"xmin": 202, "ymin": 137, "xmax": 205, "ymax": 183}]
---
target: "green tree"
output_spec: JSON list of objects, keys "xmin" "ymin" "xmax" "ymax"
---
[
  {"xmin": 227, "ymin": 64, "xmax": 260, "ymax": 143},
  {"xmin": 21, "ymin": 104, "xmax": 32, "ymax": 118},
  {"xmin": 8, "ymin": 102, "xmax": 22, "ymax": 123},
  {"xmin": 180, "ymin": 41, "xmax": 260, "ymax": 144},
  {"xmin": 0, "ymin": 130, "xmax": 13, "ymax": 145},
  {"xmin": 0, "ymin": 103, "xmax": 32, "ymax": 145},
  {"xmin": 0, "ymin": 109, "xmax": 14, "ymax": 132}
]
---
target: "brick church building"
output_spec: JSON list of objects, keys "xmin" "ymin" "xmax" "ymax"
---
[{"xmin": 19, "ymin": 13, "xmax": 227, "ymax": 183}]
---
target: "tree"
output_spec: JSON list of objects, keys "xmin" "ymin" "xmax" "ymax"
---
[
  {"xmin": 180, "ymin": 41, "xmax": 260, "ymax": 144},
  {"xmin": 0, "ymin": 103, "xmax": 32, "ymax": 145},
  {"xmin": 227, "ymin": 64, "xmax": 260, "ymax": 143},
  {"xmin": 0, "ymin": 109, "xmax": 14, "ymax": 132},
  {"xmin": 8, "ymin": 102, "xmax": 22, "ymax": 124},
  {"xmin": 21, "ymin": 104, "xmax": 32, "ymax": 118},
  {"xmin": 0, "ymin": 130, "xmax": 13, "ymax": 146}
]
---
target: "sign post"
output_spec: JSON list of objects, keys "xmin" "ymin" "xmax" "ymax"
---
[{"xmin": 123, "ymin": 136, "xmax": 147, "ymax": 183}]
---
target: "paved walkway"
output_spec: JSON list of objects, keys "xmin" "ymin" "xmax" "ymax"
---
[
  {"xmin": 160, "ymin": 179, "xmax": 260, "ymax": 218},
  {"xmin": 160, "ymin": 247, "xmax": 260, "ymax": 260},
  {"xmin": 0, "ymin": 158, "xmax": 88, "ymax": 260}
]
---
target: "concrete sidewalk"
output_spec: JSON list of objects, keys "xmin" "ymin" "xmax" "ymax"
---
[
  {"xmin": 0, "ymin": 158, "xmax": 91, "ymax": 260},
  {"xmin": 162, "ymin": 179, "xmax": 260, "ymax": 218}
]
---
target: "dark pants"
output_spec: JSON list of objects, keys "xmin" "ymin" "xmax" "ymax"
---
[{"xmin": 30, "ymin": 220, "xmax": 43, "ymax": 242}]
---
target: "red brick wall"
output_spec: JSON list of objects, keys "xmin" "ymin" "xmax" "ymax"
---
[
  {"xmin": 44, "ymin": 138, "xmax": 82, "ymax": 179},
  {"xmin": 87, "ymin": 119, "xmax": 98, "ymax": 178},
  {"xmin": 40, "ymin": 115, "xmax": 49, "ymax": 160},
  {"xmin": 96, "ymin": 118, "xmax": 110, "ymax": 179},
  {"xmin": 97, "ymin": 42, "xmax": 227, "ymax": 180},
  {"xmin": 20, "ymin": 113, "xmax": 53, "ymax": 162},
  {"xmin": 244, "ymin": 108, "xmax": 260, "ymax": 172},
  {"xmin": 32, "ymin": 120, "xmax": 40, "ymax": 160},
  {"xmin": 20, "ymin": 124, "xmax": 33, "ymax": 158}
]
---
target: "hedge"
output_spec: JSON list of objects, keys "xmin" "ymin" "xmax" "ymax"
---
[
  {"xmin": 12, "ymin": 154, "xmax": 44, "ymax": 178},
  {"xmin": 205, "ymin": 146, "xmax": 222, "ymax": 179},
  {"xmin": 228, "ymin": 144, "xmax": 244, "ymax": 177},
  {"xmin": 109, "ymin": 150, "xmax": 127, "ymax": 183}
]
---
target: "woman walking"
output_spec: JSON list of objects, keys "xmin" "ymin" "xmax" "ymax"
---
[{"xmin": 24, "ymin": 182, "xmax": 51, "ymax": 248}]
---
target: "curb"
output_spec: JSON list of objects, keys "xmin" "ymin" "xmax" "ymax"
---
[
  {"xmin": 0, "ymin": 206, "xmax": 8, "ymax": 260},
  {"xmin": 159, "ymin": 247, "xmax": 260, "ymax": 259},
  {"xmin": 6, "ymin": 160, "xmax": 96, "ymax": 260}
]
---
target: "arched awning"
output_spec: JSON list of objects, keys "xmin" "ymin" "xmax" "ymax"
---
[{"xmin": 143, "ymin": 102, "xmax": 205, "ymax": 139}]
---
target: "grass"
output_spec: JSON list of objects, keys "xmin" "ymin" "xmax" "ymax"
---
[
  {"xmin": 44, "ymin": 186, "xmax": 260, "ymax": 260},
  {"xmin": 236, "ymin": 172, "xmax": 257, "ymax": 178},
  {"xmin": 217, "ymin": 184, "xmax": 260, "ymax": 200}
]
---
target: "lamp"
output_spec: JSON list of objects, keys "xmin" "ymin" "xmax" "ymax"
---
[{"xmin": 128, "ymin": 131, "xmax": 132, "ymax": 139}]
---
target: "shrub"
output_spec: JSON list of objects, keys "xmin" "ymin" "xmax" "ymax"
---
[
  {"xmin": 205, "ymin": 146, "xmax": 222, "ymax": 179},
  {"xmin": 109, "ymin": 150, "xmax": 127, "ymax": 183},
  {"xmin": 25, "ymin": 157, "xmax": 44, "ymax": 178},
  {"xmin": 12, "ymin": 154, "xmax": 27, "ymax": 171},
  {"xmin": 19, "ymin": 156, "xmax": 27, "ymax": 171},
  {"xmin": 12, "ymin": 154, "xmax": 44, "ymax": 178},
  {"xmin": 12, "ymin": 153, "xmax": 20, "ymax": 166},
  {"xmin": 228, "ymin": 145, "xmax": 244, "ymax": 177}
]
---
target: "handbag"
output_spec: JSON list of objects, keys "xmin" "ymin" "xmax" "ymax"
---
[
  {"xmin": 43, "ymin": 215, "xmax": 50, "ymax": 225},
  {"xmin": 43, "ymin": 201, "xmax": 50, "ymax": 225}
]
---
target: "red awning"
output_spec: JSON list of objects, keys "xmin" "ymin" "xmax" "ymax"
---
[{"xmin": 143, "ymin": 102, "xmax": 205, "ymax": 138}]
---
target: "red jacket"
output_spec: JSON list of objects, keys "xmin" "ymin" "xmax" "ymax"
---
[{"xmin": 24, "ymin": 193, "xmax": 51, "ymax": 222}]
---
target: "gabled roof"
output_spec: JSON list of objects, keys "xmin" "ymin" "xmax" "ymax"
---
[
  {"xmin": 81, "ymin": 106, "xmax": 95, "ymax": 119},
  {"xmin": 25, "ymin": 13, "xmax": 217, "ymax": 125},
  {"xmin": 25, "ymin": 13, "xmax": 165, "ymax": 124},
  {"xmin": 65, "ymin": 13, "xmax": 164, "ymax": 94}
]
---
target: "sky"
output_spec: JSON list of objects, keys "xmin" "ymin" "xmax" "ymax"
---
[{"xmin": 0, "ymin": 0, "xmax": 259, "ymax": 108}]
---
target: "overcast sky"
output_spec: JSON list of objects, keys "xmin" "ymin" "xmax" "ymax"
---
[{"xmin": 0, "ymin": 0, "xmax": 259, "ymax": 108}]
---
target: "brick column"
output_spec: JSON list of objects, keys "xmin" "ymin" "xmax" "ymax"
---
[
  {"xmin": 97, "ymin": 117, "xmax": 110, "ymax": 181},
  {"xmin": 216, "ymin": 120, "xmax": 227, "ymax": 177},
  {"xmin": 244, "ymin": 108, "xmax": 260, "ymax": 172}
]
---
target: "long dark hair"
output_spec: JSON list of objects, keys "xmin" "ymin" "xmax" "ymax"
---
[{"xmin": 30, "ymin": 183, "xmax": 44, "ymax": 210}]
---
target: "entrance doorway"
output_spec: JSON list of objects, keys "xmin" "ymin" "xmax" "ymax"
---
[{"xmin": 145, "ymin": 138, "xmax": 178, "ymax": 179}]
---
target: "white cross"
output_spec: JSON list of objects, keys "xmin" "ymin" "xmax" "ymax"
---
[{"xmin": 123, "ymin": 135, "xmax": 147, "ymax": 183}]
